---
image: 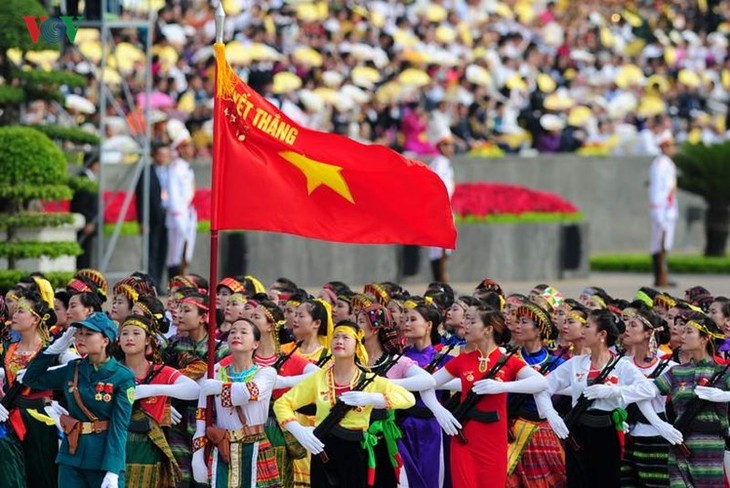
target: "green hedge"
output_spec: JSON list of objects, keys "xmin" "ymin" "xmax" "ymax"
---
[
  {"xmin": 14, "ymin": 70, "xmax": 86, "ymax": 88},
  {"xmin": 104, "ymin": 221, "xmax": 212, "ymax": 236},
  {"xmin": 0, "ymin": 270, "xmax": 74, "ymax": 293},
  {"xmin": 0, "ymin": 241, "xmax": 82, "ymax": 260},
  {"xmin": 0, "ymin": 213, "xmax": 75, "ymax": 230},
  {"xmin": 456, "ymin": 212, "xmax": 584, "ymax": 225},
  {"xmin": 32, "ymin": 125, "xmax": 101, "ymax": 145},
  {"xmin": 0, "ymin": 86, "xmax": 25, "ymax": 104},
  {"xmin": 590, "ymin": 254, "xmax": 730, "ymax": 274},
  {"xmin": 0, "ymin": 184, "xmax": 73, "ymax": 201}
]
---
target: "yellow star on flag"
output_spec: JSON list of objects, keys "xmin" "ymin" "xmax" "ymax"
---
[{"xmin": 279, "ymin": 151, "xmax": 355, "ymax": 204}]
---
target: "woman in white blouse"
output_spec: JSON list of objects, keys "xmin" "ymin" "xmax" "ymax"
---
[{"xmin": 191, "ymin": 319, "xmax": 281, "ymax": 487}]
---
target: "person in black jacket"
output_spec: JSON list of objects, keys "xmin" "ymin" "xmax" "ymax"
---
[
  {"xmin": 135, "ymin": 143, "xmax": 170, "ymax": 291},
  {"xmin": 70, "ymin": 152, "xmax": 99, "ymax": 270}
]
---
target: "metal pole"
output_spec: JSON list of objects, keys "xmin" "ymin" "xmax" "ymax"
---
[
  {"xmin": 207, "ymin": 2, "xmax": 226, "ymax": 380},
  {"xmin": 97, "ymin": 0, "xmax": 108, "ymax": 271},
  {"xmin": 141, "ymin": 8, "xmax": 155, "ymax": 275}
]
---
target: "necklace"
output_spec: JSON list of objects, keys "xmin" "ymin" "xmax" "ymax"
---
[
  {"xmin": 224, "ymin": 364, "xmax": 258, "ymax": 383},
  {"xmin": 478, "ymin": 352, "xmax": 490, "ymax": 373}
]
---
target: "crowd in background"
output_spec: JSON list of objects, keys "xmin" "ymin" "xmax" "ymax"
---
[{"xmin": 21, "ymin": 0, "xmax": 730, "ymax": 162}]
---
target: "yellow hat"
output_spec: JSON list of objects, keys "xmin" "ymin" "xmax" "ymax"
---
[
  {"xmin": 615, "ymin": 64, "xmax": 645, "ymax": 89},
  {"xmin": 506, "ymin": 74, "xmax": 528, "ymax": 91},
  {"xmin": 567, "ymin": 106, "xmax": 593, "ymax": 128},
  {"xmin": 537, "ymin": 73, "xmax": 557, "ymax": 93},
  {"xmin": 622, "ymin": 9, "xmax": 643, "ymax": 27},
  {"xmin": 600, "ymin": 27, "xmax": 614, "ymax": 47},
  {"xmin": 646, "ymin": 74, "xmax": 669, "ymax": 94},
  {"xmin": 664, "ymin": 46, "xmax": 678, "ymax": 66},
  {"xmin": 435, "ymin": 25, "xmax": 457, "ymax": 44},
  {"xmin": 249, "ymin": 43, "xmax": 281, "ymax": 62},
  {"xmin": 494, "ymin": 2, "xmax": 513, "ymax": 18},
  {"xmin": 273, "ymin": 71, "xmax": 303, "ymax": 95},
  {"xmin": 465, "ymin": 65, "xmax": 492, "ymax": 87},
  {"xmin": 637, "ymin": 96, "xmax": 666, "ymax": 118},
  {"xmin": 398, "ymin": 68, "xmax": 431, "ymax": 87},
  {"xmin": 351, "ymin": 66, "xmax": 382, "ymax": 87},
  {"xmin": 563, "ymin": 68, "xmax": 576, "ymax": 81},
  {"xmin": 515, "ymin": 1, "xmax": 536, "ymax": 24},
  {"xmin": 371, "ymin": 11, "xmax": 385, "ymax": 28},
  {"xmin": 623, "ymin": 38, "xmax": 646, "ymax": 57},
  {"xmin": 425, "ymin": 4, "xmax": 448, "ymax": 22},
  {"xmin": 375, "ymin": 81, "xmax": 402, "ymax": 104},
  {"xmin": 687, "ymin": 128, "xmax": 702, "ymax": 145},
  {"xmin": 543, "ymin": 91, "xmax": 575, "ymax": 111},
  {"xmin": 292, "ymin": 46, "xmax": 323, "ymax": 67},
  {"xmin": 313, "ymin": 87, "xmax": 339, "ymax": 104},
  {"xmin": 678, "ymin": 69, "xmax": 701, "ymax": 88},
  {"xmin": 225, "ymin": 40, "xmax": 250, "ymax": 65}
]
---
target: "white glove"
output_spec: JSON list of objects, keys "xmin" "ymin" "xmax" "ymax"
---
[
  {"xmin": 100, "ymin": 472, "xmax": 119, "ymax": 488},
  {"xmin": 653, "ymin": 420, "xmax": 683, "ymax": 445},
  {"xmin": 134, "ymin": 384, "xmax": 162, "ymax": 401},
  {"xmin": 339, "ymin": 391, "xmax": 386, "ymax": 408},
  {"xmin": 583, "ymin": 384, "xmax": 622, "ymax": 400},
  {"xmin": 0, "ymin": 403, "xmax": 9, "ymax": 423},
  {"xmin": 43, "ymin": 401, "xmax": 69, "ymax": 430},
  {"xmin": 695, "ymin": 386, "xmax": 730, "ymax": 403},
  {"xmin": 14, "ymin": 369, "xmax": 26, "ymax": 384},
  {"xmin": 170, "ymin": 406, "xmax": 182, "ymax": 425},
  {"xmin": 433, "ymin": 404, "xmax": 462, "ymax": 436},
  {"xmin": 285, "ymin": 422, "xmax": 324, "ymax": 455},
  {"xmin": 45, "ymin": 327, "xmax": 76, "ymax": 355},
  {"xmin": 472, "ymin": 379, "xmax": 506, "ymax": 395},
  {"xmin": 546, "ymin": 411, "xmax": 569, "ymax": 439},
  {"xmin": 200, "ymin": 379, "xmax": 224, "ymax": 396},
  {"xmin": 192, "ymin": 447, "xmax": 208, "ymax": 483}
]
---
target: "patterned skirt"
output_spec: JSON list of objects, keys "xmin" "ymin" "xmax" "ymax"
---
[
  {"xmin": 621, "ymin": 434, "xmax": 670, "ymax": 487},
  {"xmin": 0, "ymin": 428, "xmax": 25, "ymax": 488},
  {"xmin": 126, "ymin": 411, "xmax": 182, "ymax": 488},
  {"xmin": 265, "ymin": 415, "xmax": 294, "ymax": 488},
  {"xmin": 506, "ymin": 418, "xmax": 566, "ymax": 488},
  {"xmin": 211, "ymin": 431, "xmax": 281, "ymax": 488},
  {"xmin": 669, "ymin": 433, "xmax": 725, "ymax": 488}
]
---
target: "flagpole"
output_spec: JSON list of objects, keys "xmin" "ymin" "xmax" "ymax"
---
[{"xmin": 208, "ymin": 3, "xmax": 226, "ymax": 381}]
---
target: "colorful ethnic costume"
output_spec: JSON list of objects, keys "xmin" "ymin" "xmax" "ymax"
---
[
  {"xmin": 506, "ymin": 346, "xmax": 566, "ymax": 488},
  {"xmin": 163, "ymin": 333, "xmax": 229, "ymax": 486},
  {"xmin": 194, "ymin": 363, "xmax": 281, "ymax": 488},
  {"xmin": 126, "ymin": 363, "xmax": 184, "ymax": 487},
  {"xmin": 273, "ymin": 365, "xmax": 415, "ymax": 488},
  {"xmin": 443, "ymin": 348, "xmax": 528, "ymax": 488}
]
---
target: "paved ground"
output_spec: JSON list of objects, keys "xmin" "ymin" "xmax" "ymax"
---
[{"xmin": 397, "ymin": 272, "xmax": 729, "ymax": 300}]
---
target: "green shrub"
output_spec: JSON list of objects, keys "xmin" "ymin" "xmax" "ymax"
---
[
  {"xmin": 0, "ymin": 241, "xmax": 82, "ymax": 260},
  {"xmin": 590, "ymin": 254, "xmax": 730, "ymax": 274},
  {"xmin": 32, "ymin": 125, "xmax": 101, "ymax": 145},
  {"xmin": 0, "ymin": 126, "xmax": 67, "ymax": 188},
  {"xmin": 0, "ymin": 213, "xmax": 75, "ymax": 230},
  {"xmin": 0, "ymin": 0, "xmax": 56, "ymax": 53},
  {"xmin": 0, "ymin": 270, "xmax": 74, "ymax": 293},
  {"xmin": 456, "ymin": 212, "xmax": 584, "ymax": 225}
]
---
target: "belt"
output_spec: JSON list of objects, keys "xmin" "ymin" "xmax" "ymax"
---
[
  {"xmin": 228, "ymin": 424, "xmax": 265, "ymax": 442},
  {"xmin": 515, "ymin": 408, "xmax": 541, "ymax": 422},
  {"xmin": 577, "ymin": 411, "xmax": 613, "ymax": 428},
  {"xmin": 80, "ymin": 420, "xmax": 109, "ymax": 434},
  {"xmin": 329, "ymin": 425, "xmax": 364, "ymax": 442},
  {"xmin": 399, "ymin": 405, "xmax": 435, "ymax": 420},
  {"xmin": 12, "ymin": 396, "xmax": 50, "ymax": 409},
  {"xmin": 464, "ymin": 410, "xmax": 499, "ymax": 423},
  {"xmin": 296, "ymin": 404, "xmax": 316, "ymax": 416},
  {"xmin": 370, "ymin": 409, "xmax": 388, "ymax": 422}
]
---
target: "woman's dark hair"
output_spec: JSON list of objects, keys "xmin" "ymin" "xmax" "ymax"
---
[
  {"xmin": 408, "ymin": 298, "xmax": 443, "ymax": 346},
  {"xmin": 480, "ymin": 292, "xmax": 502, "ymax": 311},
  {"xmin": 506, "ymin": 293, "xmax": 529, "ymax": 303},
  {"xmin": 301, "ymin": 299, "xmax": 330, "ymax": 336},
  {"xmin": 135, "ymin": 295, "xmax": 170, "ymax": 334},
  {"xmin": 425, "ymin": 282, "xmax": 455, "ymax": 311},
  {"xmin": 54, "ymin": 289, "xmax": 71, "ymax": 309},
  {"xmin": 379, "ymin": 282, "xmax": 403, "ymax": 295},
  {"xmin": 685, "ymin": 312, "xmax": 724, "ymax": 355},
  {"xmin": 719, "ymin": 298, "xmax": 730, "ymax": 322},
  {"xmin": 589, "ymin": 309, "xmax": 621, "ymax": 347},
  {"xmin": 474, "ymin": 305, "xmax": 509, "ymax": 345},
  {"xmin": 274, "ymin": 277, "xmax": 299, "ymax": 294},
  {"xmin": 21, "ymin": 291, "xmax": 58, "ymax": 328},
  {"xmin": 457, "ymin": 296, "xmax": 483, "ymax": 308},
  {"xmin": 186, "ymin": 274, "xmax": 209, "ymax": 292},
  {"xmin": 256, "ymin": 298, "xmax": 285, "ymax": 324},
  {"xmin": 231, "ymin": 318, "xmax": 261, "ymax": 342},
  {"xmin": 336, "ymin": 290, "xmax": 355, "ymax": 315},
  {"xmin": 628, "ymin": 301, "xmax": 671, "ymax": 345},
  {"xmin": 637, "ymin": 287, "xmax": 660, "ymax": 300},
  {"xmin": 324, "ymin": 281, "xmax": 352, "ymax": 296},
  {"xmin": 178, "ymin": 289, "xmax": 209, "ymax": 316},
  {"xmin": 72, "ymin": 291, "xmax": 103, "ymax": 313}
]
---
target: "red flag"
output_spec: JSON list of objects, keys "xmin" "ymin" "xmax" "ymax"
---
[{"xmin": 211, "ymin": 43, "xmax": 456, "ymax": 249}]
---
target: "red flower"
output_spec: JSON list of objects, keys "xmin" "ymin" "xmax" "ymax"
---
[{"xmin": 451, "ymin": 182, "xmax": 579, "ymax": 217}]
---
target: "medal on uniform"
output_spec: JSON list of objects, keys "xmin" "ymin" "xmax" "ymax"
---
[
  {"xmin": 103, "ymin": 383, "xmax": 114, "ymax": 402},
  {"xmin": 95, "ymin": 382, "xmax": 104, "ymax": 401}
]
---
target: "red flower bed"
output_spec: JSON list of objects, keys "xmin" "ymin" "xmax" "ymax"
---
[
  {"xmin": 452, "ymin": 182, "xmax": 579, "ymax": 217},
  {"xmin": 42, "ymin": 189, "xmax": 212, "ymax": 223}
]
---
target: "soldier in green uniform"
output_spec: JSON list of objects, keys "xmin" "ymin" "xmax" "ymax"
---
[{"xmin": 23, "ymin": 312, "xmax": 135, "ymax": 488}]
